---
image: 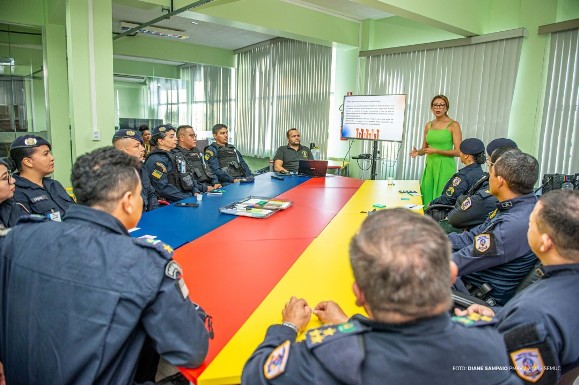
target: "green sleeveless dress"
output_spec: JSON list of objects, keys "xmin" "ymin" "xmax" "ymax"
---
[{"xmin": 420, "ymin": 121, "xmax": 457, "ymax": 206}]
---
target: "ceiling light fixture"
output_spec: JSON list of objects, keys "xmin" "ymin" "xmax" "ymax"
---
[{"xmin": 120, "ymin": 22, "xmax": 189, "ymax": 40}]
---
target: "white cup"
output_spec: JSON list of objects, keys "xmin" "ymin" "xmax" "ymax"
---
[
  {"xmin": 197, "ymin": 194, "xmax": 203, "ymax": 201},
  {"xmin": 387, "ymin": 176, "xmax": 394, "ymax": 186}
]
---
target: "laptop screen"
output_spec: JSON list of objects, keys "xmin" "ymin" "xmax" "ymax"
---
[{"xmin": 298, "ymin": 160, "xmax": 328, "ymax": 177}]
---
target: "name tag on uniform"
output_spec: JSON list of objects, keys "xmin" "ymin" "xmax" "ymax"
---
[{"xmin": 48, "ymin": 211, "xmax": 62, "ymax": 222}]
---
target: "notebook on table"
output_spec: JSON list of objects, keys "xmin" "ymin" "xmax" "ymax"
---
[{"xmin": 298, "ymin": 160, "xmax": 328, "ymax": 177}]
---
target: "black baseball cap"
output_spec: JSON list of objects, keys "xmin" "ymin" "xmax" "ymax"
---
[{"xmin": 112, "ymin": 129, "xmax": 143, "ymax": 145}]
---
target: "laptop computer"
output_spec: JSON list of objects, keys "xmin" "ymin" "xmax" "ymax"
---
[{"xmin": 298, "ymin": 160, "xmax": 328, "ymax": 177}]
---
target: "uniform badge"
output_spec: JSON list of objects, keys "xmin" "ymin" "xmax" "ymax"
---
[
  {"xmin": 452, "ymin": 176, "xmax": 462, "ymax": 186},
  {"xmin": 159, "ymin": 126, "xmax": 166, "ymax": 132},
  {"xmin": 511, "ymin": 348, "xmax": 544, "ymax": 382},
  {"xmin": 152, "ymin": 169, "xmax": 163, "ymax": 180},
  {"xmin": 263, "ymin": 340, "xmax": 290, "ymax": 379},
  {"xmin": 302, "ymin": 150, "xmax": 308, "ymax": 158},
  {"xmin": 165, "ymin": 260, "xmax": 182, "ymax": 280},
  {"xmin": 24, "ymin": 137, "xmax": 38, "ymax": 146},
  {"xmin": 127, "ymin": 130, "xmax": 135, "ymax": 136},
  {"xmin": 474, "ymin": 234, "xmax": 491, "ymax": 253},
  {"xmin": 460, "ymin": 197, "xmax": 472, "ymax": 211},
  {"xmin": 155, "ymin": 162, "xmax": 167, "ymax": 173},
  {"xmin": 489, "ymin": 208, "xmax": 498, "ymax": 219},
  {"xmin": 446, "ymin": 187, "xmax": 455, "ymax": 197}
]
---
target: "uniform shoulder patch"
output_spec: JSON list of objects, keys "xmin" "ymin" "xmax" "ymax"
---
[
  {"xmin": 132, "ymin": 237, "xmax": 174, "ymax": 260},
  {"xmin": 165, "ymin": 260, "xmax": 182, "ymax": 280},
  {"xmin": 460, "ymin": 196, "xmax": 472, "ymax": 211},
  {"xmin": 451, "ymin": 313, "xmax": 496, "ymax": 327},
  {"xmin": 474, "ymin": 233, "xmax": 492, "ymax": 254},
  {"xmin": 510, "ymin": 348, "xmax": 545, "ymax": 383},
  {"xmin": 305, "ymin": 320, "xmax": 369, "ymax": 349},
  {"xmin": 155, "ymin": 162, "xmax": 168, "ymax": 173},
  {"xmin": 445, "ymin": 186, "xmax": 455, "ymax": 197},
  {"xmin": 151, "ymin": 169, "xmax": 164, "ymax": 180},
  {"xmin": 452, "ymin": 176, "xmax": 462, "ymax": 186},
  {"xmin": 488, "ymin": 208, "xmax": 498, "ymax": 219},
  {"xmin": 263, "ymin": 340, "xmax": 291, "ymax": 380}
]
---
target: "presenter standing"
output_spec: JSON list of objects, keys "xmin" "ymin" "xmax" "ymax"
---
[{"xmin": 410, "ymin": 95, "xmax": 462, "ymax": 205}]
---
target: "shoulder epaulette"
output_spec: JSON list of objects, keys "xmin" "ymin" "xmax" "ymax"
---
[
  {"xmin": 452, "ymin": 313, "xmax": 497, "ymax": 327},
  {"xmin": 132, "ymin": 237, "xmax": 174, "ymax": 260},
  {"xmin": 305, "ymin": 320, "xmax": 369, "ymax": 349}
]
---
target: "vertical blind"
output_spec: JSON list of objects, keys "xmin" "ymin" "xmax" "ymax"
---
[
  {"xmin": 363, "ymin": 37, "xmax": 523, "ymax": 180},
  {"xmin": 181, "ymin": 64, "xmax": 235, "ymax": 133},
  {"xmin": 538, "ymin": 29, "xmax": 579, "ymax": 176},
  {"xmin": 236, "ymin": 39, "xmax": 332, "ymax": 158}
]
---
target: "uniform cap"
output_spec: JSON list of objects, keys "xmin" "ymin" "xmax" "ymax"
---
[
  {"xmin": 151, "ymin": 124, "xmax": 175, "ymax": 139},
  {"xmin": 459, "ymin": 138, "xmax": 485, "ymax": 155},
  {"xmin": 10, "ymin": 135, "xmax": 51, "ymax": 150},
  {"xmin": 486, "ymin": 138, "xmax": 517, "ymax": 156},
  {"xmin": 112, "ymin": 129, "xmax": 143, "ymax": 145}
]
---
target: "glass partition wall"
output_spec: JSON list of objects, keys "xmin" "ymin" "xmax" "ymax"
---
[{"xmin": 0, "ymin": 23, "xmax": 47, "ymax": 157}]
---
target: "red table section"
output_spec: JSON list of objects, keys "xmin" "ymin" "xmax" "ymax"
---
[{"xmin": 172, "ymin": 177, "xmax": 363, "ymax": 382}]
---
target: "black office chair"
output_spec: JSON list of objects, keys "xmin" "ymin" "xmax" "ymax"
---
[{"xmin": 424, "ymin": 204, "xmax": 454, "ymax": 221}]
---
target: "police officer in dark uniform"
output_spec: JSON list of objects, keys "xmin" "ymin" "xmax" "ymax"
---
[
  {"xmin": 0, "ymin": 158, "xmax": 25, "ymax": 229},
  {"xmin": 144, "ymin": 124, "xmax": 200, "ymax": 203},
  {"xmin": 242, "ymin": 209, "xmax": 521, "ymax": 385},
  {"xmin": 9, "ymin": 134, "xmax": 74, "ymax": 221},
  {"xmin": 450, "ymin": 151, "xmax": 539, "ymax": 306},
  {"xmin": 446, "ymin": 138, "xmax": 519, "ymax": 231},
  {"xmin": 175, "ymin": 125, "xmax": 221, "ymax": 192},
  {"xmin": 112, "ymin": 128, "xmax": 160, "ymax": 212},
  {"xmin": 0, "ymin": 147, "xmax": 210, "ymax": 385},
  {"xmin": 205, "ymin": 124, "xmax": 252, "ymax": 185},
  {"xmin": 425, "ymin": 138, "xmax": 486, "ymax": 221},
  {"xmin": 456, "ymin": 189, "xmax": 579, "ymax": 384}
]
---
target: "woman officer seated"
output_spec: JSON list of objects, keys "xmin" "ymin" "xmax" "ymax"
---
[
  {"xmin": 9, "ymin": 135, "xmax": 74, "ymax": 221},
  {"xmin": 425, "ymin": 138, "xmax": 486, "ymax": 221}
]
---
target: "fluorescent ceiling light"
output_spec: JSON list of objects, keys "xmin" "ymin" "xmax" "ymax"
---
[{"xmin": 120, "ymin": 22, "xmax": 189, "ymax": 40}]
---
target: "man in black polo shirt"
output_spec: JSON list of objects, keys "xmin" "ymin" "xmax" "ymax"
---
[{"xmin": 273, "ymin": 128, "xmax": 313, "ymax": 173}]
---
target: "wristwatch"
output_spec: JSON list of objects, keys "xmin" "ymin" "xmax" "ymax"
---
[{"xmin": 281, "ymin": 321, "xmax": 299, "ymax": 333}]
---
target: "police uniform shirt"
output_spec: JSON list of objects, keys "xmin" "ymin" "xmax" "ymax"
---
[
  {"xmin": 144, "ymin": 150, "xmax": 192, "ymax": 203},
  {"xmin": 241, "ymin": 313, "xmax": 521, "ymax": 385},
  {"xmin": 13, "ymin": 174, "xmax": 74, "ymax": 221},
  {"xmin": 449, "ymin": 193, "xmax": 538, "ymax": 305},
  {"xmin": 495, "ymin": 264, "xmax": 579, "ymax": 384},
  {"xmin": 0, "ymin": 204, "xmax": 209, "ymax": 385},
  {"xmin": 429, "ymin": 163, "xmax": 484, "ymax": 207},
  {"xmin": 0, "ymin": 199, "xmax": 26, "ymax": 229},
  {"xmin": 273, "ymin": 145, "xmax": 314, "ymax": 173},
  {"xmin": 447, "ymin": 178, "xmax": 498, "ymax": 230},
  {"xmin": 205, "ymin": 142, "xmax": 252, "ymax": 184},
  {"xmin": 140, "ymin": 166, "xmax": 160, "ymax": 212}
]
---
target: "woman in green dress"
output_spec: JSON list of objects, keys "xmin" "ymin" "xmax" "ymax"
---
[{"xmin": 410, "ymin": 95, "xmax": 462, "ymax": 206}]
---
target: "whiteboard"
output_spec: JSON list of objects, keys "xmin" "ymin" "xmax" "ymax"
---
[{"xmin": 341, "ymin": 94, "xmax": 406, "ymax": 142}]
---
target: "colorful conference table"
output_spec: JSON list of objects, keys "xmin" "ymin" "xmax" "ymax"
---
[{"xmin": 131, "ymin": 172, "xmax": 422, "ymax": 385}]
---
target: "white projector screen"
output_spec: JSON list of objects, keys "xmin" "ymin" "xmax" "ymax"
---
[{"xmin": 341, "ymin": 94, "xmax": 406, "ymax": 142}]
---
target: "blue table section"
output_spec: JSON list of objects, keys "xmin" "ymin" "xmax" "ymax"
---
[{"xmin": 131, "ymin": 173, "xmax": 310, "ymax": 248}]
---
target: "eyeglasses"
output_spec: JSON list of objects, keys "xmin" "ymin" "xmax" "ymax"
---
[
  {"xmin": 431, "ymin": 104, "xmax": 447, "ymax": 108},
  {"xmin": 0, "ymin": 173, "xmax": 14, "ymax": 184}
]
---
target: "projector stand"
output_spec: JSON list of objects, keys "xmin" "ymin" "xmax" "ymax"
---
[{"xmin": 370, "ymin": 141, "xmax": 379, "ymax": 180}]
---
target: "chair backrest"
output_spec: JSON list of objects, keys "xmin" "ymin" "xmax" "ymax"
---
[{"xmin": 515, "ymin": 261, "xmax": 543, "ymax": 293}]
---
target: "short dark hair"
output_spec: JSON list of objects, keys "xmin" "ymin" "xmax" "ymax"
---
[
  {"xmin": 286, "ymin": 128, "xmax": 298, "ymax": 138},
  {"xmin": 177, "ymin": 125, "xmax": 193, "ymax": 138},
  {"xmin": 537, "ymin": 190, "xmax": 579, "ymax": 262},
  {"xmin": 490, "ymin": 146, "xmax": 521, "ymax": 164},
  {"xmin": 212, "ymin": 124, "xmax": 227, "ymax": 135},
  {"xmin": 349, "ymin": 208, "xmax": 452, "ymax": 322},
  {"xmin": 71, "ymin": 147, "xmax": 141, "ymax": 211},
  {"xmin": 138, "ymin": 124, "xmax": 149, "ymax": 133},
  {"xmin": 9, "ymin": 147, "xmax": 38, "ymax": 172},
  {"xmin": 493, "ymin": 151, "xmax": 538, "ymax": 194}
]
